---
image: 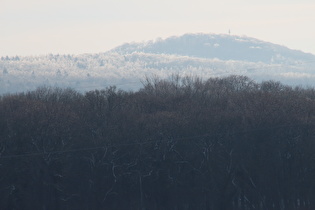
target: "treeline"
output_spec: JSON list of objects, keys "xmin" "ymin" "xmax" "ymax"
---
[{"xmin": 1, "ymin": 75, "xmax": 315, "ymax": 210}]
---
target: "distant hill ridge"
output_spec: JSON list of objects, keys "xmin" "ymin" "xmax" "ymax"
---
[
  {"xmin": 1, "ymin": 33, "xmax": 315, "ymax": 94},
  {"xmin": 111, "ymin": 33, "xmax": 315, "ymax": 64}
]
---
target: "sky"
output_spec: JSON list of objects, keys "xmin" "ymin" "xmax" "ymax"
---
[{"xmin": 1, "ymin": 0, "xmax": 315, "ymax": 56}]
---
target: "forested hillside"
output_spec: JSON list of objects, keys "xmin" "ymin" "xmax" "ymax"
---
[
  {"xmin": 1, "ymin": 75, "xmax": 315, "ymax": 209},
  {"xmin": 1, "ymin": 34, "xmax": 315, "ymax": 94}
]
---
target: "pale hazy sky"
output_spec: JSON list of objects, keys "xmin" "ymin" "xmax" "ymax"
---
[{"xmin": 1, "ymin": 0, "xmax": 315, "ymax": 56}]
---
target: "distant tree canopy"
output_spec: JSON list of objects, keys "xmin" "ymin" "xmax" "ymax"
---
[{"xmin": 1, "ymin": 75, "xmax": 315, "ymax": 210}]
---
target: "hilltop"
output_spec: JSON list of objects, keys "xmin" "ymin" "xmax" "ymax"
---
[{"xmin": 111, "ymin": 33, "xmax": 315, "ymax": 64}]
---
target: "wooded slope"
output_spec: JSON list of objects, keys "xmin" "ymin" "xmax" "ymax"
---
[{"xmin": 1, "ymin": 75, "xmax": 315, "ymax": 210}]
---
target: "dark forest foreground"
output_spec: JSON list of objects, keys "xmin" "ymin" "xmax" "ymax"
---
[{"xmin": 1, "ymin": 75, "xmax": 315, "ymax": 210}]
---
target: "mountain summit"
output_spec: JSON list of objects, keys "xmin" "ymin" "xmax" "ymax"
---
[{"xmin": 111, "ymin": 33, "xmax": 315, "ymax": 64}]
